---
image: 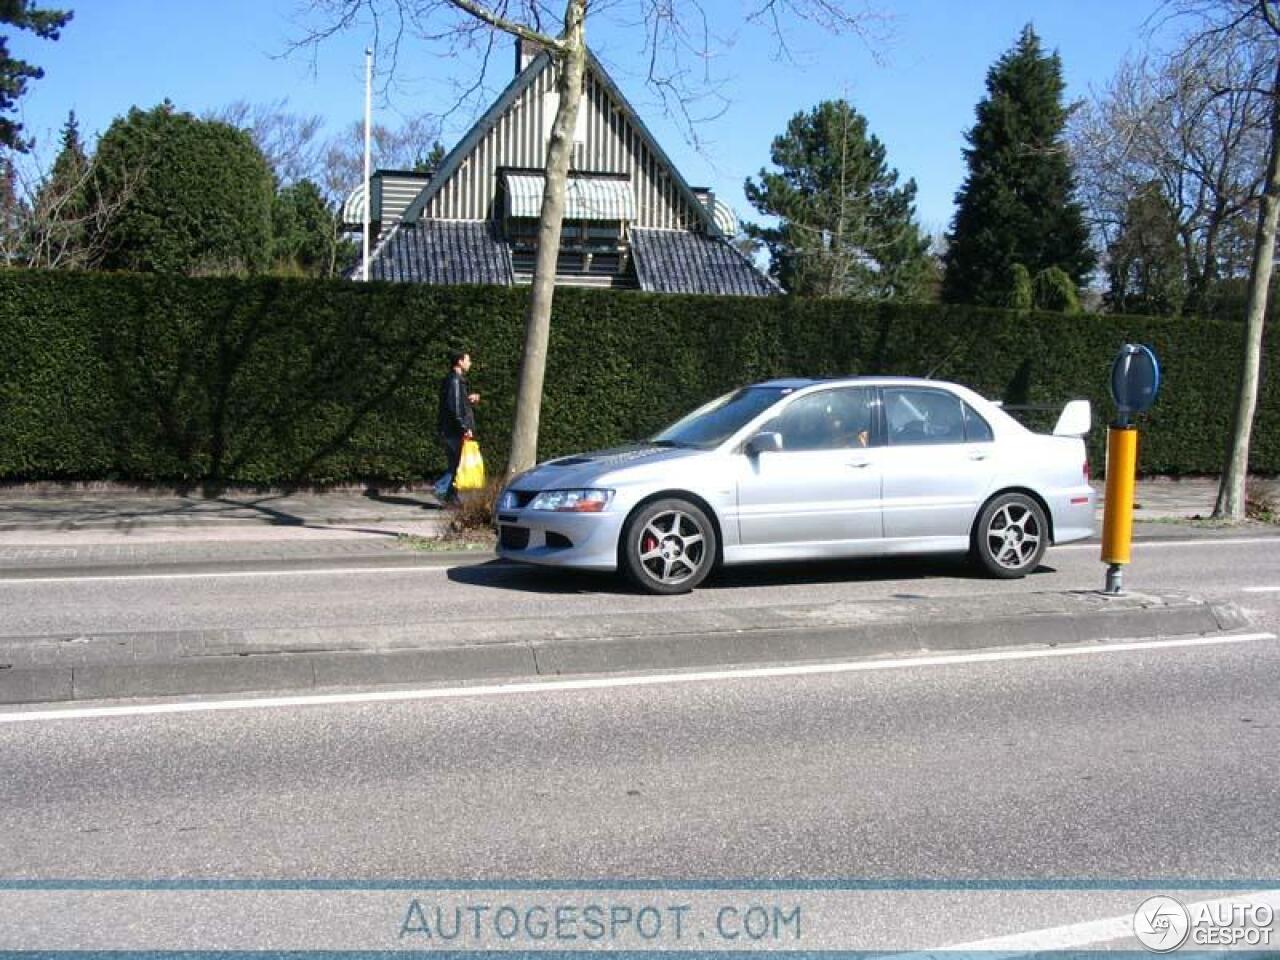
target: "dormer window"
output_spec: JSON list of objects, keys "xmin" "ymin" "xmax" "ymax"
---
[{"xmin": 502, "ymin": 171, "xmax": 636, "ymax": 282}]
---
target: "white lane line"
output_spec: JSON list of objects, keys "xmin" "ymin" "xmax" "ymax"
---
[
  {"xmin": 936, "ymin": 888, "xmax": 1280, "ymax": 955},
  {"xmin": 0, "ymin": 565, "xmax": 475, "ymax": 585},
  {"xmin": 0, "ymin": 632, "xmax": 1272, "ymax": 726},
  {"xmin": 1241, "ymin": 586, "xmax": 1280, "ymax": 593},
  {"xmin": 1059, "ymin": 536, "xmax": 1280, "ymax": 551}
]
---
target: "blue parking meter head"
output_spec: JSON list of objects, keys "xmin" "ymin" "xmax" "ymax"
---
[{"xmin": 1109, "ymin": 343, "xmax": 1160, "ymax": 425}]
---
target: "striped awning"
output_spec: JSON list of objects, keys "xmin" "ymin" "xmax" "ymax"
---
[
  {"xmin": 504, "ymin": 173, "xmax": 636, "ymax": 221},
  {"xmin": 342, "ymin": 183, "xmax": 367, "ymax": 227}
]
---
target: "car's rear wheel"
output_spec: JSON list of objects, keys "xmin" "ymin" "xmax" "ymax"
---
[
  {"xmin": 971, "ymin": 492, "xmax": 1048, "ymax": 578},
  {"xmin": 622, "ymin": 498, "xmax": 717, "ymax": 594}
]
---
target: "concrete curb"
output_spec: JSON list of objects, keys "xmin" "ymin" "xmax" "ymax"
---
[{"xmin": 0, "ymin": 594, "xmax": 1250, "ymax": 706}]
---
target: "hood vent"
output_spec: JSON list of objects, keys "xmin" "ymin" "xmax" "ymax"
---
[{"xmin": 547, "ymin": 445, "xmax": 666, "ymax": 467}]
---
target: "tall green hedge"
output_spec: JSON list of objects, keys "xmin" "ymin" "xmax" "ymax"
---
[{"xmin": 0, "ymin": 270, "xmax": 1275, "ymax": 485}]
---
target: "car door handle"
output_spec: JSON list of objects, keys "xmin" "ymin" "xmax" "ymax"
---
[
  {"xmin": 969, "ymin": 451, "xmax": 989, "ymax": 461},
  {"xmin": 847, "ymin": 459, "xmax": 872, "ymax": 468}
]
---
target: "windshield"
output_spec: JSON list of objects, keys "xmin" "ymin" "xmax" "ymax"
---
[{"xmin": 650, "ymin": 386, "xmax": 793, "ymax": 449}]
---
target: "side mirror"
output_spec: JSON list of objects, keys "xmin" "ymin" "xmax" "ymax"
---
[
  {"xmin": 745, "ymin": 431, "xmax": 783, "ymax": 457},
  {"xmin": 1053, "ymin": 400, "xmax": 1092, "ymax": 437}
]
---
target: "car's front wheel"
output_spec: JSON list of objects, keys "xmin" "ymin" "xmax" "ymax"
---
[
  {"xmin": 971, "ymin": 492, "xmax": 1048, "ymax": 578},
  {"xmin": 621, "ymin": 498, "xmax": 717, "ymax": 594}
]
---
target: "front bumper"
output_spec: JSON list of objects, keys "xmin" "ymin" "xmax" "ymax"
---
[{"xmin": 495, "ymin": 507, "xmax": 627, "ymax": 571}]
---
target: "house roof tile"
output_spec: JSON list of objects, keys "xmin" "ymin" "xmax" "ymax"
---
[
  {"xmin": 368, "ymin": 221, "xmax": 513, "ymax": 285},
  {"xmin": 630, "ymin": 228, "xmax": 779, "ymax": 297}
]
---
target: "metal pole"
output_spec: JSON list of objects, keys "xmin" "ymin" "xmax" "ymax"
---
[
  {"xmin": 1100, "ymin": 423, "xmax": 1138, "ymax": 595},
  {"xmin": 362, "ymin": 46, "xmax": 373, "ymax": 282}
]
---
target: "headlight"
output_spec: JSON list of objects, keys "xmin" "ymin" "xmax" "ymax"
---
[{"xmin": 528, "ymin": 489, "xmax": 614, "ymax": 513}]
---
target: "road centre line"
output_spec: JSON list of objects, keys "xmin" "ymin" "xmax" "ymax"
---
[
  {"xmin": 1241, "ymin": 586, "xmax": 1280, "ymax": 593},
  {"xmin": 935, "ymin": 888, "xmax": 1280, "ymax": 954},
  {"xmin": 0, "ymin": 632, "xmax": 1272, "ymax": 726}
]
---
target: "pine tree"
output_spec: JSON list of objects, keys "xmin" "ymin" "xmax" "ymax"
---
[
  {"xmin": 49, "ymin": 109, "xmax": 88, "ymax": 183},
  {"xmin": 942, "ymin": 25, "xmax": 1095, "ymax": 306},
  {"xmin": 744, "ymin": 99, "xmax": 931, "ymax": 300},
  {"xmin": 30, "ymin": 110, "xmax": 93, "ymax": 265},
  {"xmin": 1, "ymin": 1, "xmax": 73, "ymax": 151}
]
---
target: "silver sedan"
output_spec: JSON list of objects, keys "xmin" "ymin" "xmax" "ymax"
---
[{"xmin": 496, "ymin": 377, "xmax": 1095, "ymax": 594}]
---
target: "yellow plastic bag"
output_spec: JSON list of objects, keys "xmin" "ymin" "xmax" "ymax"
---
[{"xmin": 455, "ymin": 438, "xmax": 486, "ymax": 491}]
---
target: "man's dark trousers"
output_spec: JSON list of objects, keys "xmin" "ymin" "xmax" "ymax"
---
[{"xmin": 440, "ymin": 430, "xmax": 464, "ymax": 500}]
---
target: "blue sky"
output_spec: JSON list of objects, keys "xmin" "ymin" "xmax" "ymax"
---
[{"xmin": 8, "ymin": 0, "xmax": 1176, "ymax": 236}]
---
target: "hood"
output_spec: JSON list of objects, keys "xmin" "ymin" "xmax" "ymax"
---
[{"xmin": 513, "ymin": 443, "xmax": 701, "ymax": 490}]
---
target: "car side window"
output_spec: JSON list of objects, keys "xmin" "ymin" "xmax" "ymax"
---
[
  {"xmin": 884, "ymin": 388, "xmax": 966, "ymax": 446},
  {"xmin": 776, "ymin": 388, "xmax": 874, "ymax": 452},
  {"xmin": 963, "ymin": 402, "xmax": 994, "ymax": 443}
]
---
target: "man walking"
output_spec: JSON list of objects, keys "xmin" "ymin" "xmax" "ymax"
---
[{"xmin": 437, "ymin": 350, "xmax": 479, "ymax": 503}]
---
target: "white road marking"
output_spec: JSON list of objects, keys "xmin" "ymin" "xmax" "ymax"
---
[
  {"xmin": 936, "ymin": 888, "xmax": 1280, "ymax": 955},
  {"xmin": 0, "ymin": 632, "xmax": 1271, "ymax": 726},
  {"xmin": 1241, "ymin": 586, "xmax": 1280, "ymax": 593},
  {"xmin": 0, "ymin": 565, "xmax": 471, "ymax": 585}
]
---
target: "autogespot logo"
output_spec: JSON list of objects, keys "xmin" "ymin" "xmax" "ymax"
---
[{"xmin": 1134, "ymin": 896, "xmax": 1191, "ymax": 952}]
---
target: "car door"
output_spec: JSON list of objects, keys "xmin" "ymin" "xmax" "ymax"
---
[
  {"xmin": 735, "ymin": 386, "xmax": 884, "ymax": 548},
  {"xmin": 879, "ymin": 386, "xmax": 997, "ymax": 542}
]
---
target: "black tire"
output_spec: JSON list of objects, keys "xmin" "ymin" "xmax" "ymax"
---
[
  {"xmin": 971, "ymin": 492, "xmax": 1049, "ymax": 578},
  {"xmin": 621, "ymin": 498, "xmax": 717, "ymax": 595}
]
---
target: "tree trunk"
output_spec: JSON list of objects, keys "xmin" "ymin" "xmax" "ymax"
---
[
  {"xmin": 1214, "ymin": 58, "xmax": 1280, "ymax": 520},
  {"xmin": 505, "ymin": 0, "xmax": 587, "ymax": 479}
]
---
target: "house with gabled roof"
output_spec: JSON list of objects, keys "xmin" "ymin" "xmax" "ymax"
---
[{"xmin": 343, "ymin": 41, "xmax": 777, "ymax": 297}]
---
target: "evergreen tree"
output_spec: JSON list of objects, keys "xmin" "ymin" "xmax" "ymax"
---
[
  {"xmin": 271, "ymin": 178, "xmax": 336, "ymax": 276},
  {"xmin": 0, "ymin": 153, "xmax": 22, "ymax": 257},
  {"xmin": 1105, "ymin": 181, "xmax": 1188, "ymax": 316},
  {"xmin": 87, "ymin": 102, "xmax": 275, "ymax": 275},
  {"xmin": 1005, "ymin": 263, "xmax": 1033, "ymax": 309},
  {"xmin": 744, "ymin": 99, "xmax": 931, "ymax": 299},
  {"xmin": 24, "ymin": 110, "xmax": 92, "ymax": 265},
  {"xmin": 1031, "ymin": 267, "xmax": 1081, "ymax": 314},
  {"xmin": 413, "ymin": 141, "xmax": 447, "ymax": 177},
  {"xmin": 0, "ymin": 1, "xmax": 72, "ymax": 151},
  {"xmin": 942, "ymin": 25, "xmax": 1095, "ymax": 306}
]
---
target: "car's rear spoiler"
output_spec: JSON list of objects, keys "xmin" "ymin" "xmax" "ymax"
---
[
  {"xmin": 1052, "ymin": 400, "xmax": 1092, "ymax": 437},
  {"xmin": 991, "ymin": 399, "xmax": 1093, "ymax": 438}
]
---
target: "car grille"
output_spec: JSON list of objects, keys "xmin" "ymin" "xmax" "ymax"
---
[{"xmin": 499, "ymin": 525, "xmax": 530, "ymax": 550}]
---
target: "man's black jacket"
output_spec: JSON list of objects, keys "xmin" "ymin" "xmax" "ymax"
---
[{"xmin": 438, "ymin": 369, "xmax": 476, "ymax": 437}]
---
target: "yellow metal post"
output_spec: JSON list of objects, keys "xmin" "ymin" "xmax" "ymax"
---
[{"xmin": 1101, "ymin": 426, "xmax": 1139, "ymax": 593}]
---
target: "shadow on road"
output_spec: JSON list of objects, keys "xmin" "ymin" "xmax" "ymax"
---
[
  {"xmin": 447, "ymin": 556, "xmax": 1059, "ymax": 595},
  {"xmin": 446, "ymin": 561, "xmax": 617, "ymax": 594},
  {"xmin": 363, "ymin": 489, "xmax": 441, "ymax": 511}
]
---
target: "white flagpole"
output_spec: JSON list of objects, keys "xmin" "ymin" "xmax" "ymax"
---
[{"xmin": 362, "ymin": 46, "xmax": 373, "ymax": 282}]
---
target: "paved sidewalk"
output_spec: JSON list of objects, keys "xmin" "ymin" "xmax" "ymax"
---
[{"xmin": 0, "ymin": 477, "xmax": 1273, "ymax": 574}]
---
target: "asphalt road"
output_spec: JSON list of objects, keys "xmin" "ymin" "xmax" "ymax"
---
[
  {"xmin": 2, "ymin": 621, "xmax": 1277, "ymax": 879},
  {"xmin": 1, "ymin": 534, "xmax": 1279, "ymax": 638},
  {"xmin": 2, "ymin": 537, "xmax": 1279, "ymax": 950}
]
